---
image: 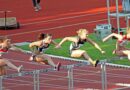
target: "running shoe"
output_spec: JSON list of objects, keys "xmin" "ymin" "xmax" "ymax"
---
[
  {"xmin": 36, "ymin": 4, "xmax": 42, "ymax": 10},
  {"xmin": 18, "ymin": 65, "xmax": 23, "ymax": 72},
  {"xmin": 94, "ymin": 60, "xmax": 99, "ymax": 67},
  {"xmin": 55, "ymin": 62, "xmax": 61, "ymax": 71},
  {"xmin": 34, "ymin": 7, "xmax": 39, "ymax": 12}
]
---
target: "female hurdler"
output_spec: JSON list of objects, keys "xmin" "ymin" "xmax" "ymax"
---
[
  {"xmin": 0, "ymin": 37, "xmax": 25, "ymax": 75},
  {"xmin": 56, "ymin": 29, "xmax": 105, "ymax": 67},
  {"xmin": 103, "ymin": 27, "xmax": 130, "ymax": 60},
  {"xmin": 29, "ymin": 33, "xmax": 61, "ymax": 70}
]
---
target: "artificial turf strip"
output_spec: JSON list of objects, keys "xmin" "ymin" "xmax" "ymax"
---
[{"xmin": 17, "ymin": 34, "xmax": 130, "ymax": 66}]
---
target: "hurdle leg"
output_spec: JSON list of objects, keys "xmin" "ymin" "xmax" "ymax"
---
[
  {"xmin": 33, "ymin": 70, "xmax": 40, "ymax": 90},
  {"xmin": 101, "ymin": 61, "xmax": 107, "ymax": 90},
  {"xmin": 68, "ymin": 65, "xmax": 74, "ymax": 90},
  {"xmin": 0, "ymin": 76, "xmax": 3, "ymax": 90}
]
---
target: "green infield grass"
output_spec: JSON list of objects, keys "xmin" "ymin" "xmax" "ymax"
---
[{"xmin": 17, "ymin": 34, "xmax": 130, "ymax": 66}]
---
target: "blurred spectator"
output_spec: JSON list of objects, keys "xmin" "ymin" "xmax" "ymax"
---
[
  {"xmin": 32, "ymin": 0, "xmax": 41, "ymax": 11},
  {"xmin": 122, "ymin": 0, "xmax": 130, "ymax": 13}
]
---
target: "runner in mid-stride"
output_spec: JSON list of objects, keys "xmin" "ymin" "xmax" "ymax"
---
[
  {"xmin": 103, "ymin": 27, "xmax": 130, "ymax": 60},
  {"xmin": 29, "ymin": 33, "xmax": 61, "ymax": 71},
  {"xmin": 0, "ymin": 36, "xmax": 25, "ymax": 75},
  {"xmin": 56, "ymin": 29, "xmax": 105, "ymax": 67}
]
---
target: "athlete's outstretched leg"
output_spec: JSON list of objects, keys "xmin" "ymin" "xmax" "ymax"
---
[
  {"xmin": 36, "ymin": 54, "xmax": 61, "ymax": 71},
  {"xmin": 82, "ymin": 52, "xmax": 99, "ymax": 67},
  {"xmin": 0, "ymin": 59, "xmax": 23, "ymax": 72}
]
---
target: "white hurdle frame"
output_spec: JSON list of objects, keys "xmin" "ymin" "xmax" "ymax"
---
[
  {"xmin": 101, "ymin": 61, "xmax": 130, "ymax": 90},
  {"xmin": 1, "ymin": 55, "xmax": 130, "ymax": 90},
  {"xmin": 68, "ymin": 65, "xmax": 74, "ymax": 90},
  {"xmin": 33, "ymin": 70, "xmax": 40, "ymax": 90},
  {"xmin": 0, "ymin": 62, "xmax": 89, "ymax": 90},
  {"xmin": 101, "ymin": 61, "xmax": 107, "ymax": 90},
  {"xmin": 0, "ymin": 76, "xmax": 3, "ymax": 90}
]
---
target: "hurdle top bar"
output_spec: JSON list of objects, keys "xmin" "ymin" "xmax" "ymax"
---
[
  {"xmin": 29, "ymin": 51, "xmax": 130, "ymax": 69},
  {"xmin": 1, "ymin": 55, "xmax": 130, "ymax": 79},
  {"xmin": 6, "ymin": 50, "xmax": 130, "ymax": 79},
  {"xmin": 0, "ymin": 62, "xmax": 90, "ymax": 79},
  {"xmin": 51, "ymin": 54, "xmax": 130, "ymax": 69}
]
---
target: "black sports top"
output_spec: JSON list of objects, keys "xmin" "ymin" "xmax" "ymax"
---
[
  {"xmin": 36, "ymin": 43, "xmax": 50, "ymax": 52},
  {"xmin": 69, "ymin": 37, "xmax": 87, "ymax": 51}
]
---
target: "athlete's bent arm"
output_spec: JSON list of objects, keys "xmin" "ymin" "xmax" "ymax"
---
[
  {"xmin": 10, "ymin": 45, "xmax": 30, "ymax": 54},
  {"xmin": 51, "ymin": 40, "xmax": 58, "ymax": 46},
  {"xmin": 56, "ymin": 37, "xmax": 77, "ymax": 48},
  {"xmin": 102, "ymin": 33, "xmax": 122, "ymax": 42}
]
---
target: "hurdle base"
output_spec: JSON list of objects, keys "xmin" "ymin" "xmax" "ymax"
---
[{"xmin": 0, "ymin": 17, "xmax": 20, "ymax": 30}]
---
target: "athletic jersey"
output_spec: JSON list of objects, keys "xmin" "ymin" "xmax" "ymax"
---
[
  {"xmin": 30, "ymin": 41, "xmax": 50, "ymax": 61},
  {"xmin": 36, "ymin": 41, "xmax": 50, "ymax": 53},
  {"xmin": 69, "ymin": 37, "xmax": 87, "ymax": 52},
  {"xmin": 118, "ymin": 35, "xmax": 130, "ymax": 46},
  {"xmin": 0, "ymin": 44, "xmax": 9, "ymax": 56}
]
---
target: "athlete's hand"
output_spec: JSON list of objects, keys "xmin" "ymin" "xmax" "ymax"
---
[
  {"xmin": 102, "ymin": 38, "xmax": 106, "ymax": 42},
  {"xmin": 55, "ymin": 44, "xmax": 61, "ymax": 49},
  {"xmin": 101, "ymin": 50, "xmax": 105, "ymax": 54},
  {"xmin": 112, "ymin": 49, "xmax": 116, "ymax": 54}
]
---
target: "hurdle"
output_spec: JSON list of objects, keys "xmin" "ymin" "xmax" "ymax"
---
[
  {"xmin": 0, "ymin": 62, "xmax": 90, "ymax": 90},
  {"xmin": 0, "ymin": 58, "xmax": 108, "ymax": 90},
  {"xmin": 101, "ymin": 61, "xmax": 130, "ymax": 90},
  {"xmin": 1, "ymin": 54, "xmax": 130, "ymax": 90},
  {"xmin": 49, "ymin": 55, "xmax": 130, "ymax": 90}
]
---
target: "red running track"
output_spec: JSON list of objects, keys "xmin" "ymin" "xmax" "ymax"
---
[
  {"xmin": 2, "ymin": 51, "xmax": 130, "ymax": 90},
  {"xmin": 0, "ymin": 0, "xmax": 130, "ymax": 90},
  {"xmin": 0, "ymin": 0, "xmax": 126, "ymax": 42}
]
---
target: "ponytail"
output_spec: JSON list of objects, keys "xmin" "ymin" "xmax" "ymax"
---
[{"xmin": 38, "ymin": 33, "xmax": 52, "ymax": 40}]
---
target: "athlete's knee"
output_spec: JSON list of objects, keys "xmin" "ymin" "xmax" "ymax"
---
[
  {"xmin": 0, "ymin": 66, "xmax": 6, "ymax": 75},
  {"xmin": 4, "ymin": 59, "xmax": 10, "ymax": 63},
  {"xmin": 43, "ymin": 55, "xmax": 51, "ymax": 60},
  {"xmin": 128, "ymin": 54, "xmax": 130, "ymax": 60},
  {"xmin": 82, "ymin": 51, "xmax": 87, "ymax": 55},
  {"xmin": 0, "ymin": 59, "xmax": 9, "ymax": 64},
  {"xmin": 0, "ymin": 60, "xmax": 7, "ymax": 66}
]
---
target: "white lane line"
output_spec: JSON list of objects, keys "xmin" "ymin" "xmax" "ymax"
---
[
  {"xmin": 21, "ymin": 12, "xmax": 106, "ymax": 26},
  {"xmin": 115, "ymin": 83, "xmax": 130, "ymax": 87},
  {"xmin": 6, "ymin": 18, "xmax": 115, "ymax": 37}
]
